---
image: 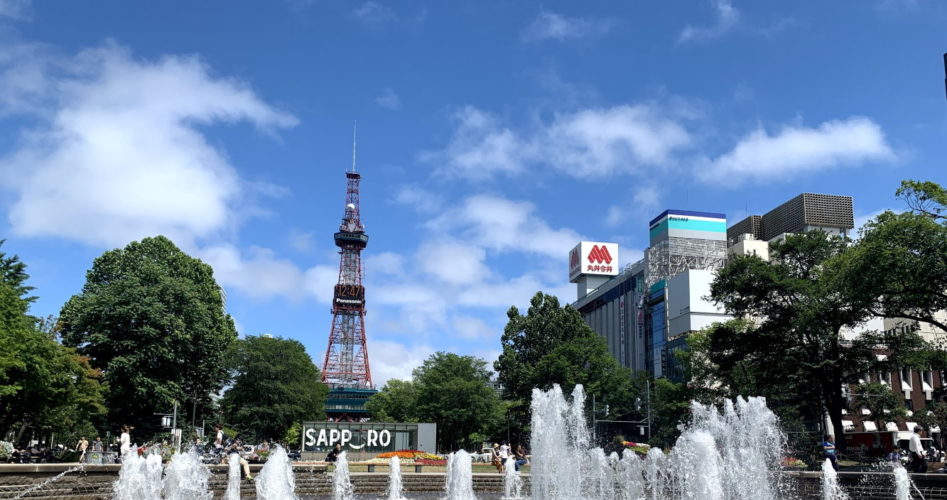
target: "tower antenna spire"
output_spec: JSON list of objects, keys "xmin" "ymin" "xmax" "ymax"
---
[{"xmin": 351, "ymin": 122, "xmax": 357, "ymax": 173}]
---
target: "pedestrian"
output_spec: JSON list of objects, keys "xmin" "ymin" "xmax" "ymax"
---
[
  {"xmin": 214, "ymin": 425, "xmax": 224, "ymax": 451},
  {"xmin": 92, "ymin": 437, "xmax": 104, "ymax": 452},
  {"xmin": 910, "ymin": 426, "xmax": 928, "ymax": 473},
  {"xmin": 75, "ymin": 436, "xmax": 89, "ymax": 463},
  {"xmin": 325, "ymin": 443, "xmax": 342, "ymax": 463},
  {"xmin": 119, "ymin": 425, "xmax": 132, "ymax": 457},
  {"xmin": 822, "ymin": 434, "xmax": 838, "ymax": 471},
  {"xmin": 491, "ymin": 443, "xmax": 504, "ymax": 473}
]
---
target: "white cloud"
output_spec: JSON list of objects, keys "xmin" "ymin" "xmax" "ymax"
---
[
  {"xmin": 199, "ymin": 243, "xmax": 337, "ymax": 303},
  {"xmin": 521, "ymin": 11, "xmax": 614, "ymax": 42},
  {"xmin": 424, "ymin": 104, "xmax": 692, "ymax": 180},
  {"xmin": 429, "ymin": 194, "xmax": 582, "ymax": 259},
  {"xmin": 0, "ymin": 43, "xmax": 297, "ymax": 248},
  {"xmin": 375, "ymin": 87, "xmax": 400, "ymax": 110},
  {"xmin": 0, "ymin": 0, "xmax": 30, "ymax": 20},
  {"xmin": 452, "ymin": 315, "xmax": 496, "ymax": 341},
  {"xmin": 365, "ymin": 251, "xmax": 406, "ymax": 278},
  {"xmin": 699, "ymin": 116, "xmax": 896, "ymax": 186},
  {"xmin": 367, "ymin": 339, "xmax": 434, "ymax": 386},
  {"xmin": 678, "ymin": 0, "xmax": 740, "ymax": 43},
  {"xmin": 605, "ymin": 185, "xmax": 662, "ymax": 227},
  {"xmin": 287, "ymin": 229, "xmax": 316, "ymax": 253},
  {"xmin": 416, "ymin": 239, "xmax": 491, "ymax": 285},
  {"xmin": 393, "ymin": 184, "xmax": 442, "ymax": 213},
  {"xmin": 351, "ymin": 1, "xmax": 397, "ymax": 25}
]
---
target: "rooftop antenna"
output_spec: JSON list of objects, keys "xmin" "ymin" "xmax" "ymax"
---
[{"xmin": 351, "ymin": 122, "xmax": 357, "ymax": 173}]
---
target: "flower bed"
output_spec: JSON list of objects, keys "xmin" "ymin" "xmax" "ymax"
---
[{"xmin": 375, "ymin": 450, "xmax": 444, "ymax": 461}]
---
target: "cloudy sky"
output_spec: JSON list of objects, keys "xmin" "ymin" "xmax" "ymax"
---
[{"xmin": 0, "ymin": 0, "xmax": 944, "ymax": 385}]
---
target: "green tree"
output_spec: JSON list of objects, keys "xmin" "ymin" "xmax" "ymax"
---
[
  {"xmin": 0, "ymin": 243, "xmax": 105, "ymax": 442},
  {"xmin": 59, "ymin": 236, "xmax": 237, "ymax": 435},
  {"xmin": 850, "ymin": 382, "xmax": 906, "ymax": 429},
  {"xmin": 413, "ymin": 352, "xmax": 502, "ymax": 452},
  {"xmin": 365, "ymin": 379, "xmax": 418, "ymax": 422},
  {"xmin": 220, "ymin": 335, "xmax": 327, "ymax": 442},
  {"xmin": 648, "ymin": 378, "xmax": 692, "ymax": 448},
  {"xmin": 495, "ymin": 292, "xmax": 640, "ymax": 444},
  {"xmin": 915, "ymin": 401, "xmax": 947, "ymax": 449},
  {"xmin": 706, "ymin": 231, "xmax": 924, "ymax": 446},
  {"xmin": 837, "ymin": 181, "xmax": 947, "ymax": 341}
]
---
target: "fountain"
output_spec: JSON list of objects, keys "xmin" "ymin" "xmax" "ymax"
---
[
  {"xmin": 894, "ymin": 465, "xmax": 911, "ymax": 500},
  {"xmin": 444, "ymin": 450, "xmax": 476, "ymax": 500},
  {"xmin": 386, "ymin": 456, "xmax": 407, "ymax": 500},
  {"xmin": 255, "ymin": 445, "xmax": 297, "ymax": 500},
  {"xmin": 113, "ymin": 451, "xmax": 164, "ymax": 500},
  {"xmin": 503, "ymin": 456, "xmax": 523, "ymax": 499},
  {"xmin": 530, "ymin": 384, "xmax": 793, "ymax": 500},
  {"xmin": 333, "ymin": 450, "xmax": 354, "ymax": 500},
  {"xmin": 617, "ymin": 450, "xmax": 646, "ymax": 500},
  {"xmin": 223, "ymin": 452, "xmax": 242, "ymax": 500},
  {"xmin": 821, "ymin": 458, "xmax": 849, "ymax": 500},
  {"xmin": 162, "ymin": 450, "xmax": 212, "ymax": 500},
  {"xmin": 529, "ymin": 384, "xmax": 588, "ymax": 499}
]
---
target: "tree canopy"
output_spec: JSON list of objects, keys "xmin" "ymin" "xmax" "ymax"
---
[
  {"xmin": 365, "ymin": 379, "xmax": 418, "ymax": 423},
  {"xmin": 367, "ymin": 352, "xmax": 502, "ymax": 451},
  {"xmin": 59, "ymin": 236, "xmax": 237, "ymax": 435},
  {"xmin": 220, "ymin": 335, "xmax": 327, "ymax": 442},
  {"xmin": 703, "ymin": 230, "xmax": 926, "ymax": 445},
  {"xmin": 835, "ymin": 181, "xmax": 947, "ymax": 340},
  {"xmin": 495, "ymin": 292, "xmax": 640, "ymax": 444},
  {"xmin": 0, "ymin": 241, "xmax": 105, "ymax": 443}
]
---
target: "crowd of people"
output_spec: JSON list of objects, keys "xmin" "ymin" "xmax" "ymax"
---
[
  {"xmin": 824, "ymin": 426, "xmax": 944, "ymax": 473},
  {"xmin": 490, "ymin": 441, "xmax": 529, "ymax": 472}
]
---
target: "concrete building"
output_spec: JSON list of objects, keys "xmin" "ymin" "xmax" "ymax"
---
[
  {"xmin": 728, "ymin": 192, "xmax": 855, "ymax": 244},
  {"xmin": 572, "ymin": 210, "xmax": 731, "ymax": 380}
]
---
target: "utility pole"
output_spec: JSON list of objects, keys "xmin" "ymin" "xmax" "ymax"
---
[{"xmin": 172, "ymin": 400, "xmax": 179, "ymax": 453}]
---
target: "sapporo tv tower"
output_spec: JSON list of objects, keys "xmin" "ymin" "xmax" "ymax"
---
[{"xmin": 321, "ymin": 129, "xmax": 377, "ymax": 421}]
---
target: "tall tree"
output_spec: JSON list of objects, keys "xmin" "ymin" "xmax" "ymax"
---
[
  {"xmin": 495, "ymin": 292, "xmax": 640, "ymax": 444},
  {"xmin": 365, "ymin": 379, "xmax": 419, "ymax": 422},
  {"xmin": 220, "ymin": 335, "xmax": 327, "ymax": 442},
  {"xmin": 707, "ymin": 231, "xmax": 925, "ymax": 445},
  {"xmin": 60, "ymin": 236, "xmax": 237, "ymax": 435},
  {"xmin": 837, "ymin": 180, "xmax": 947, "ymax": 339},
  {"xmin": 0, "ymin": 243, "xmax": 105, "ymax": 442},
  {"xmin": 412, "ymin": 352, "xmax": 502, "ymax": 451}
]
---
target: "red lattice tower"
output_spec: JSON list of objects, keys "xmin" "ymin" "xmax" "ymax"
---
[{"xmin": 321, "ymin": 164, "xmax": 373, "ymax": 389}]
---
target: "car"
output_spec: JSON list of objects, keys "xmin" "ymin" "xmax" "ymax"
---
[{"xmin": 472, "ymin": 448, "xmax": 494, "ymax": 463}]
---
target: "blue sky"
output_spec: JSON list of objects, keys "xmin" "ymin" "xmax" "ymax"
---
[{"xmin": 0, "ymin": 0, "xmax": 944, "ymax": 385}]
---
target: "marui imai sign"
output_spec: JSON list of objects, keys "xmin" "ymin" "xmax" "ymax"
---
[{"xmin": 569, "ymin": 241, "xmax": 620, "ymax": 282}]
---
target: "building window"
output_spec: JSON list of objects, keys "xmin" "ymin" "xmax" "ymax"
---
[
  {"xmin": 881, "ymin": 372, "xmax": 892, "ymax": 386},
  {"xmin": 901, "ymin": 367, "xmax": 912, "ymax": 389},
  {"xmin": 905, "ymin": 399, "xmax": 914, "ymax": 411}
]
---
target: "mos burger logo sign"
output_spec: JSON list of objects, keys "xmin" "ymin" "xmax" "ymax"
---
[{"xmin": 569, "ymin": 242, "xmax": 619, "ymax": 281}]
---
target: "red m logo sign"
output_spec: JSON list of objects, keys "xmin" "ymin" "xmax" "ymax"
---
[{"xmin": 587, "ymin": 245, "xmax": 612, "ymax": 264}]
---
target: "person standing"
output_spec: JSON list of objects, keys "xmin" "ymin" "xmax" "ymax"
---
[
  {"xmin": 75, "ymin": 437, "xmax": 89, "ymax": 463},
  {"xmin": 119, "ymin": 425, "xmax": 132, "ymax": 457},
  {"xmin": 910, "ymin": 426, "xmax": 928, "ymax": 473},
  {"xmin": 214, "ymin": 425, "xmax": 224, "ymax": 451},
  {"xmin": 92, "ymin": 437, "xmax": 103, "ymax": 452},
  {"xmin": 822, "ymin": 434, "xmax": 838, "ymax": 471}
]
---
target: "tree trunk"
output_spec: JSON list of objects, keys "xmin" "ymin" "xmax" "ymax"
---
[{"xmin": 824, "ymin": 377, "xmax": 847, "ymax": 452}]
